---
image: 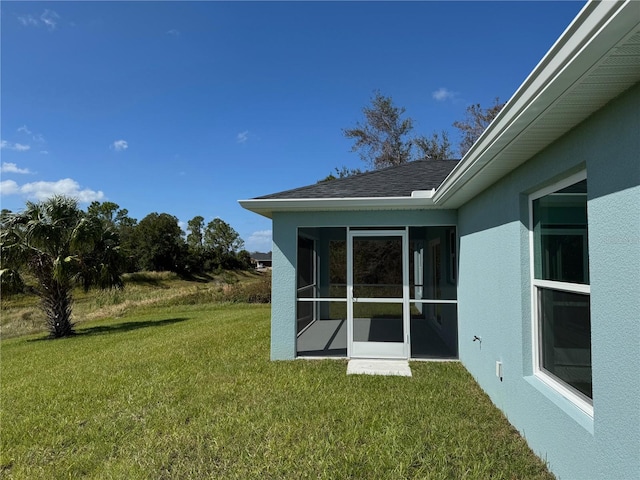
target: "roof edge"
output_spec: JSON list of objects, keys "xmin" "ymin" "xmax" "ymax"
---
[
  {"xmin": 432, "ymin": 0, "xmax": 637, "ymax": 206},
  {"xmin": 238, "ymin": 195, "xmax": 438, "ymax": 219}
]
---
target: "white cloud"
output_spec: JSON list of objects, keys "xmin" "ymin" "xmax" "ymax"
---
[
  {"xmin": 0, "ymin": 180, "xmax": 20, "ymax": 196},
  {"xmin": 17, "ymin": 14, "xmax": 39, "ymax": 27},
  {"xmin": 111, "ymin": 139, "xmax": 128, "ymax": 152},
  {"xmin": 432, "ymin": 87, "xmax": 457, "ymax": 102},
  {"xmin": 40, "ymin": 10, "xmax": 60, "ymax": 30},
  {"xmin": 1, "ymin": 163, "xmax": 32, "ymax": 174},
  {"xmin": 40, "ymin": 150, "xmax": 49, "ymax": 155},
  {"xmin": 1, "ymin": 140, "xmax": 31, "ymax": 152},
  {"xmin": 166, "ymin": 29, "xmax": 180, "ymax": 37},
  {"xmin": 17, "ymin": 10, "xmax": 60, "ymax": 30},
  {"xmin": 17, "ymin": 125, "xmax": 45, "ymax": 143},
  {"xmin": 236, "ymin": 131, "xmax": 249, "ymax": 144},
  {"xmin": 1, "ymin": 178, "xmax": 104, "ymax": 203},
  {"xmin": 246, "ymin": 230, "xmax": 272, "ymax": 252}
]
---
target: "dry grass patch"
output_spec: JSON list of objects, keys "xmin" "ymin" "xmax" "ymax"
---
[{"xmin": 0, "ymin": 270, "xmax": 268, "ymax": 339}]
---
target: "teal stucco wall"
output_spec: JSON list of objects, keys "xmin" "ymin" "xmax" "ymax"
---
[
  {"xmin": 456, "ymin": 82, "xmax": 640, "ymax": 479},
  {"xmin": 270, "ymin": 209, "xmax": 457, "ymax": 361}
]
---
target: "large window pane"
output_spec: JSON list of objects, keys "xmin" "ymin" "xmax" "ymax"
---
[
  {"xmin": 532, "ymin": 176, "xmax": 592, "ymax": 405},
  {"xmin": 538, "ymin": 288, "xmax": 592, "ymax": 399},
  {"xmin": 533, "ymin": 179, "xmax": 589, "ymax": 284},
  {"xmin": 539, "ymin": 232, "xmax": 587, "ymax": 283}
]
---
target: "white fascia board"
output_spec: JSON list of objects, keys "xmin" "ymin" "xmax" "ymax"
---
[
  {"xmin": 238, "ymin": 196, "xmax": 436, "ymax": 219},
  {"xmin": 433, "ymin": 0, "xmax": 637, "ymax": 207}
]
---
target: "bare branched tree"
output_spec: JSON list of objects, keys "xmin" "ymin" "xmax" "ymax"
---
[
  {"xmin": 343, "ymin": 91, "xmax": 414, "ymax": 169},
  {"xmin": 453, "ymin": 98, "xmax": 505, "ymax": 156},
  {"xmin": 414, "ymin": 130, "xmax": 454, "ymax": 160}
]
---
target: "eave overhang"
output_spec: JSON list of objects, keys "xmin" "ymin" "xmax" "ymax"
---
[
  {"xmin": 239, "ymin": 192, "xmax": 436, "ymax": 219},
  {"xmin": 433, "ymin": 0, "xmax": 640, "ymax": 208}
]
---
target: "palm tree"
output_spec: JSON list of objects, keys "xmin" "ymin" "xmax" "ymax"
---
[{"xmin": 0, "ymin": 196, "xmax": 123, "ymax": 338}]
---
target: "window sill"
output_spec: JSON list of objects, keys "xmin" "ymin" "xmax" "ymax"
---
[{"xmin": 524, "ymin": 374, "xmax": 594, "ymax": 434}]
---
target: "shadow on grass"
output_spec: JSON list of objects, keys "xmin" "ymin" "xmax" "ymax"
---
[
  {"xmin": 78, "ymin": 317, "xmax": 189, "ymax": 336},
  {"xmin": 28, "ymin": 317, "xmax": 189, "ymax": 342}
]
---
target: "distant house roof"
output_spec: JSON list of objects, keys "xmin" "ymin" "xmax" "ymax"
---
[
  {"xmin": 257, "ymin": 160, "xmax": 459, "ymax": 200},
  {"xmin": 251, "ymin": 252, "xmax": 272, "ymax": 262}
]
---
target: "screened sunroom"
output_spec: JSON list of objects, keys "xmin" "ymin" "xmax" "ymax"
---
[
  {"xmin": 296, "ymin": 225, "xmax": 457, "ymax": 359},
  {"xmin": 240, "ymin": 160, "xmax": 460, "ymax": 361}
]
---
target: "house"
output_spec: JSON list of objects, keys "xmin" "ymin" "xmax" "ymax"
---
[
  {"xmin": 239, "ymin": 2, "xmax": 639, "ymax": 479},
  {"xmin": 250, "ymin": 252, "xmax": 272, "ymax": 269}
]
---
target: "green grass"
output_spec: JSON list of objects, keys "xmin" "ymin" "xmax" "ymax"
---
[{"xmin": 0, "ymin": 301, "xmax": 553, "ymax": 479}]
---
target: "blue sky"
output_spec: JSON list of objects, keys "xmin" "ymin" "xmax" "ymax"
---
[{"xmin": 1, "ymin": 1, "xmax": 585, "ymax": 252}]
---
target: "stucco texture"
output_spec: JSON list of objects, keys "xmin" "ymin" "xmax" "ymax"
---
[{"xmin": 457, "ymin": 83, "xmax": 640, "ymax": 479}]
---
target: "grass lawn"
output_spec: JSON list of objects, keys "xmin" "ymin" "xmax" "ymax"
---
[{"xmin": 1, "ymin": 301, "xmax": 553, "ymax": 479}]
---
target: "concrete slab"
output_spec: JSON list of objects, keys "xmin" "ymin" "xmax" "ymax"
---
[{"xmin": 347, "ymin": 359, "xmax": 412, "ymax": 377}]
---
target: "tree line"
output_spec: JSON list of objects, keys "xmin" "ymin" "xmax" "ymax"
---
[
  {"xmin": 1, "ymin": 199, "xmax": 251, "ymax": 282},
  {"xmin": 0, "ymin": 196, "xmax": 251, "ymax": 337}
]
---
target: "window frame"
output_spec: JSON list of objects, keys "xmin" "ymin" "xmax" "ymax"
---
[
  {"xmin": 296, "ymin": 233, "xmax": 318, "ymax": 334},
  {"xmin": 529, "ymin": 170, "xmax": 593, "ymax": 417},
  {"xmin": 448, "ymin": 228, "xmax": 457, "ymax": 285}
]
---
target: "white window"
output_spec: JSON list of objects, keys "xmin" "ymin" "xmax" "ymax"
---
[{"xmin": 530, "ymin": 172, "xmax": 592, "ymax": 415}]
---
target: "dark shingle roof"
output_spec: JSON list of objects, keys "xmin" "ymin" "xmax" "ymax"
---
[
  {"xmin": 256, "ymin": 160, "xmax": 459, "ymax": 200},
  {"xmin": 251, "ymin": 252, "xmax": 272, "ymax": 261}
]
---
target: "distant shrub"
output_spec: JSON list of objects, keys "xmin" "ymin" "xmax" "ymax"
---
[
  {"xmin": 1, "ymin": 269, "xmax": 25, "ymax": 295},
  {"xmin": 122, "ymin": 271, "xmax": 177, "ymax": 285},
  {"xmin": 220, "ymin": 275, "xmax": 271, "ymax": 304}
]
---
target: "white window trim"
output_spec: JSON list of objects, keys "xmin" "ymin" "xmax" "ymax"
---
[
  {"xmin": 529, "ymin": 170, "xmax": 587, "ymax": 202},
  {"xmin": 529, "ymin": 170, "xmax": 593, "ymax": 418},
  {"xmin": 534, "ymin": 279, "xmax": 590, "ymax": 295}
]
